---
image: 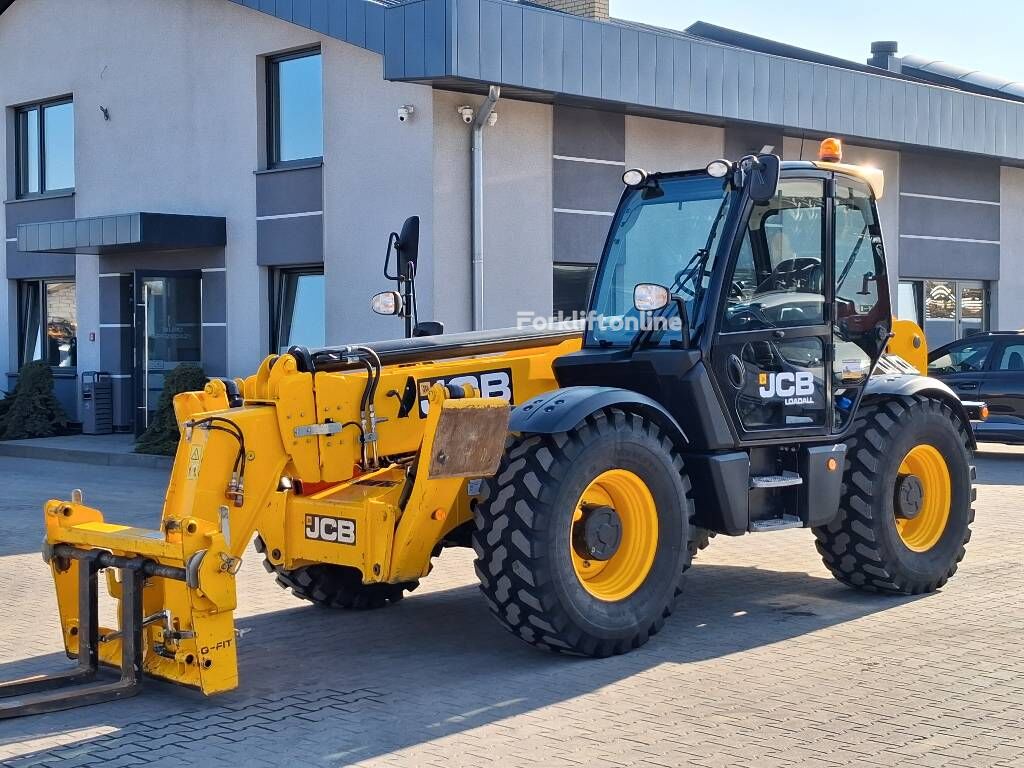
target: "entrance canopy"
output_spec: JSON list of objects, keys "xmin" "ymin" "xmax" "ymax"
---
[{"xmin": 16, "ymin": 212, "xmax": 226, "ymax": 255}]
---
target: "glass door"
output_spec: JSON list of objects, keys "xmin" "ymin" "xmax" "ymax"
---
[
  {"xmin": 923, "ymin": 280, "xmax": 988, "ymax": 348},
  {"xmin": 134, "ymin": 271, "xmax": 202, "ymax": 436}
]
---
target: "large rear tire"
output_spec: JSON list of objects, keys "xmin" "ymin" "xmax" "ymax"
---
[
  {"xmin": 254, "ymin": 535, "xmax": 417, "ymax": 609},
  {"xmin": 813, "ymin": 395, "xmax": 974, "ymax": 595},
  {"xmin": 473, "ymin": 408, "xmax": 694, "ymax": 657}
]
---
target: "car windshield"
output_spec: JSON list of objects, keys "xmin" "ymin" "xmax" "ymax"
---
[{"xmin": 586, "ymin": 174, "xmax": 732, "ymax": 347}]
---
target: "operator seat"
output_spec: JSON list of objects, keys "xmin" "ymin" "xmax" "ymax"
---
[{"xmin": 1008, "ymin": 351, "xmax": 1023, "ymax": 370}]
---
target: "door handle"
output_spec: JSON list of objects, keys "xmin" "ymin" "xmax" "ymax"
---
[
  {"xmin": 956, "ymin": 382, "xmax": 978, "ymax": 390},
  {"xmin": 772, "ymin": 330, "xmax": 785, "ymax": 340}
]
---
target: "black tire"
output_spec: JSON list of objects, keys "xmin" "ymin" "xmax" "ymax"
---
[
  {"xmin": 473, "ymin": 408, "xmax": 695, "ymax": 657},
  {"xmin": 813, "ymin": 394, "xmax": 975, "ymax": 595},
  {"xmin": 254, "ymin": 535, "xmax": 417, "ymax": 609}
]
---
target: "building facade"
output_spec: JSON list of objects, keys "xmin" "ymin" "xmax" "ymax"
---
[{"xmin": 2, "ymin": 0, "xmax": 1023, "ymax": 431}]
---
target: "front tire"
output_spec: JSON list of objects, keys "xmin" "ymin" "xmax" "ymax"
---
[
  {"xmin": 473, "ymin": 409, "xmax": 694, "ymax": 657},
  {"xmin": 813, "ymin": 395, "xmax": 975, "ymax": 594},
  {"xmin": 254, "ymin": 535, "xmax": 416, "ymax": 609}
]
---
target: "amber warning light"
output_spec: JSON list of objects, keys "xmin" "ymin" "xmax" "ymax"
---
[{"xmin": 819, "ymin": 137, "xmax": 843, "ymax": 163}]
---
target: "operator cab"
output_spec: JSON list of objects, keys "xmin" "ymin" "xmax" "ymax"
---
[{"xmin": 554, "ymin": 138, "xmax": 892, "ymax": 449}]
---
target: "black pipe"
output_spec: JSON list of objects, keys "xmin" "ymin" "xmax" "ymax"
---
[{"xmin": 52, "ymin": 545, "xmax": 187, "ymax": 582}]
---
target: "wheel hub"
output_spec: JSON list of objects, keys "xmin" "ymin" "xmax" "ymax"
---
[
  {"xmin": 573, "ymin": 505, "xmax": 622, "ymax": 561},
  {"xmin": 894, "ymin": 474, "xmax": 925, "ymax": 520}
]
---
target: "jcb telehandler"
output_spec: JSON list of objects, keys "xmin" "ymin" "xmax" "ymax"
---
[{"xmin": 0, "ymin": 138, "xmax": 975, "ymax": 717}]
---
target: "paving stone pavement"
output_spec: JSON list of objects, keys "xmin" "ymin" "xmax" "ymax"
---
[{"xmin": 0, "ymin": 448, "xmax": 1022, "ymax": 767}]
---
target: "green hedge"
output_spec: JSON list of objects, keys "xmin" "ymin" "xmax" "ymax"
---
[
  {"xmin": 135, "ymin": 364, "xmax": 207, "ymax": 456},
  {"xmin": 0, "ymin": 361, "xmax": 68, "ymax": 440}
]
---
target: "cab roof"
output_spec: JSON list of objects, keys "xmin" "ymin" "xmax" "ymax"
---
[{"xmin": 781, "ymin": 160, "xmax": 885, "ymax": 199}]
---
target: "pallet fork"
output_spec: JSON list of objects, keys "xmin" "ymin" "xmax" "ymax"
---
[{"xmin": 0, "ymin": 546, "xmax": 186, "ymax": 719}]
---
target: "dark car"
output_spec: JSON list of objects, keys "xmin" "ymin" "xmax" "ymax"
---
[{"xmin": 928, "ymin": 331, "xmax": 1024, "ymax": 444}]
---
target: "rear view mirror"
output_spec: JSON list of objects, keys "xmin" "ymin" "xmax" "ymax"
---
[
  {"xmin": 748, "ymin": 154, "xmax": 780, "ymax": 203},
  {"xmin": 396, "ymin": 215, "xmax": 420, "ymax": 278},
  {"xmin": 412, "ymin": 321, "xmax": 444, "ymax": 337},
  {"xmin": 634, "ymin": 283, "xmax": 671, "ymax": 312},
  {"xmin": 371, "ymin": 291, "xmax": 403, "ymax": 316}
]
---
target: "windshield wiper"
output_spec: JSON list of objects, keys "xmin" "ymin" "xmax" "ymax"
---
[{"xmin": 630, "ymin": 190, "xmax": 732, "ymax": 352}]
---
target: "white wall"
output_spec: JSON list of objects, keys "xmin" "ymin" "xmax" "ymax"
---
[
  {"xmin": 321, "ymin": 40, "xmax": 436, "ymax": 344},
  {"xmin": 625, "ymin": 116, "xmax": 723, "ymax": 174},
  {"xmin": 432, "ymin": 91, "xmax": 553, "ymax": 332},
  {"xmin": 998, "ymin": 166, "xmax": 1024, "ymax": 331}
]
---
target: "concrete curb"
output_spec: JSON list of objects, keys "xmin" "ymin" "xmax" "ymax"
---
[{"xmin": 0, "ymin": 442, "xmax": 173, "ymax": 470}]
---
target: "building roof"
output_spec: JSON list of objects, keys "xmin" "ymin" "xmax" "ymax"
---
[{"xmin": 3, "ymin": 0, "xmax": 1023, "ymax": 163}]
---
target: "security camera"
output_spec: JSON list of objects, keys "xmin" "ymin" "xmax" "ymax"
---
[
  {"xmin": 398, "ymin": 105, "xmax": 415, "ymax": 123},
  {"xmin": 457, "ymin": 106, "xmax": 474, "ymax": 124}
]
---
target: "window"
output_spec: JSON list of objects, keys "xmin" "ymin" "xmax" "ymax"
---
[
  {"xmin": 897, "ymin": 281, "xmax": 922, "ymax": 326},
  {"xmin": 922, "ymin": 280, "xmax": 988, "ymax": 348},
  {"xmin": 553, "ymin": 263, "xmax": 596, "ymax": 319},
  {"xmin": 588, "ymin": 174, "xmax": 731, "ymax": 347},
  {"xmin": 268, "ymin": 50, "xmax": 323, "ymax": 166},
  {"xmin": 271, "ymin": 268, "xmax": 325, "ymax": 353},
  {"xmin": 18, "ymin": 279, "xmax": 77, "ymax": 367},
  {"xmin": 996, "ymin": 343, "xmax": 1024, "ymax": 371},
  {"xmin": 16, "ymin": 98, "xmax": 74, "ymax": 197},
  {"xmin": 722, "ymin": 179, "xmax": 825, "ymax": 332},
  {"xmin": 928, "ymin": 339, "xmax": 993, "ymax": 375}
]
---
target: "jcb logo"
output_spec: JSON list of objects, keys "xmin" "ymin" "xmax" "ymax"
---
[
  {"xmin": 305, "ymin": 514, "xmax": 356, "ymax": 545},
  {"xmin": 759, "ymin": 371, "xmax": 815, "ymax": 400},
  {"xmin": 418, "ymin": 368, "xmax": 514, "ymax": 417}
]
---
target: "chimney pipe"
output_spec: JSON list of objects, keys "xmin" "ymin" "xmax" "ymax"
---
[{"xmin": 868, "ymin": 41, "xmax": 900, "ymax": 72}]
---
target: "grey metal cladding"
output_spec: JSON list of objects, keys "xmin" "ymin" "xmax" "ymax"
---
[
  {"xmin": 229, "ymin": 0, "xmax": 385, "ymax": 53},
  {"xmin": 256, "ymin": 214, "xmax": 324, "ymax": 265},
  {"xmin": 553, "ymin": 105, "xmax": 624, "ymax": 161},
  {"xmin": 201, "ymin": 270, "xmax": 228, "ymax": 325},
  {"xmin": 553, "ymin": 159, "xmax": 623, "ymax": 213},
  {"xmin": 553, "ymin": 211, "xmax": 609, "ymax": 265},
  {"xmin": 384, "ymin": 0, "xmax": 1024, "ymax": 162},
  {"xmin": 900, "ymin": 197, "xmax": 999, "ymax": 242},
  {"xmin": 4, "ymin": 195, "xmax": 75, "ymax": 238},
  {"xmin": 724, "ymin": 125, "xmax": 783, "ymax": 159},
  {"xmin": 99, "ymin": 326, "xmax": 134, "ymax": 374},
  {"xmin": 255, "ymin": 165, "xmax": 323, "ymax": 217},
  {"xmin": 898, "ymin": 238, "xmax": 999, "ymax": 281},
  {"xmin": 98, "ymin": 274, "xmax": 133, "ymax": 325},
  {"xmin": 16, "ymin": 213, "xmax": 226, "ymax": 254},
  {"xmin": 6, "ymin": 241, "xmax": 75, "ymax": 279},
  {"xmin": 202, "ymin": 325, "xmax": 229, "ymax": 378},
  {"xmin": 900, "ymin": 151, "xmax": 999, "ymax": 201}
]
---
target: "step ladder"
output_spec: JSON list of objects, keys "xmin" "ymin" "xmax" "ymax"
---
[{"xmin": 750, "ymin": 471, "xmax": 803, "ymax": 489}]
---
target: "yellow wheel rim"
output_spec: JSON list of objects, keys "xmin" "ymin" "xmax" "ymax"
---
[
  {"xmin": 894, "ymin": 444, "xmax": 951, "ymax": 553},
  {"xmin": 570, "ymin": 469, "xmax": 658, "ymax": 601}
]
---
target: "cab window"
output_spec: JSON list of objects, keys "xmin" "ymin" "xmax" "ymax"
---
[
  {"xmin": 928, "ymin": 340, "xmax": 993, "ymax": 374},
  {"xmin": 722, "ymin": 179, "xmax": 825, "ymax": 332}
]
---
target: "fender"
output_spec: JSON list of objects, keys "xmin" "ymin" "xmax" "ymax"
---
[
  {"xmin": 863, "ymin": 374, "xmax": 977, "ymax": 448},
  {"xmin": 510, "ymin": 386, "xmax": 688, "ymax": 447}
]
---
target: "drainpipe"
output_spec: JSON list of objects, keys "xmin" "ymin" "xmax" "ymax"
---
[{"xmin": 471, "ymin": 86, "xmax": 500, "ymax": 331}]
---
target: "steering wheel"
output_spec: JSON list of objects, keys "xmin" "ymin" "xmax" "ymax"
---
[{"xmin": 757, "ymin": 257, "xmax": 822, "ymax": 293}]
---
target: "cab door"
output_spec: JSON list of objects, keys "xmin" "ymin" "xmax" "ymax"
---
[{"xmin": 711, "ymin": 176, "xmax": 832, "ymax": 440}]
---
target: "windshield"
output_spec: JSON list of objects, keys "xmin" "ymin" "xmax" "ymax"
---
[{"xmin": 586, "ymin": 173, "xmax": 732, "ymax": 347}]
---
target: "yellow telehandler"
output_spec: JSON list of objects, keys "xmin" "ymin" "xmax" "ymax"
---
[{"xmin": 0, "ymin": 139, "xmax": 976, "ymax": 717}]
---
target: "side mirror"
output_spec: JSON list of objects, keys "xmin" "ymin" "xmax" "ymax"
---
[
  {"xmin": 412, "ymin": 321, "xmax": 444, "ymax": 337},
  {"xmin": 747, "ymin": 154, "xmax": 781, "ymax": 203},
  {"xmin": 634, "ymin": 283, "xmax": 671, "ymax": 312},
  {"xmin": 396, "ymin": 215, "xmax": 420, "ymax": 278},
  {"xmin": 371, "ymin": 291, "xmax": 403, "ymax": 316}
]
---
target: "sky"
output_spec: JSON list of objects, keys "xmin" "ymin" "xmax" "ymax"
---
[{"xmin": 609, "ymin": 1, "xmax": 1024, "ymax": 84}]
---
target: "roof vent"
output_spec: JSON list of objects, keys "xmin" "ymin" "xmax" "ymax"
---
[{"xmin": 868, "ymin": 41, "xmax": 900, "ymax": 72}]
